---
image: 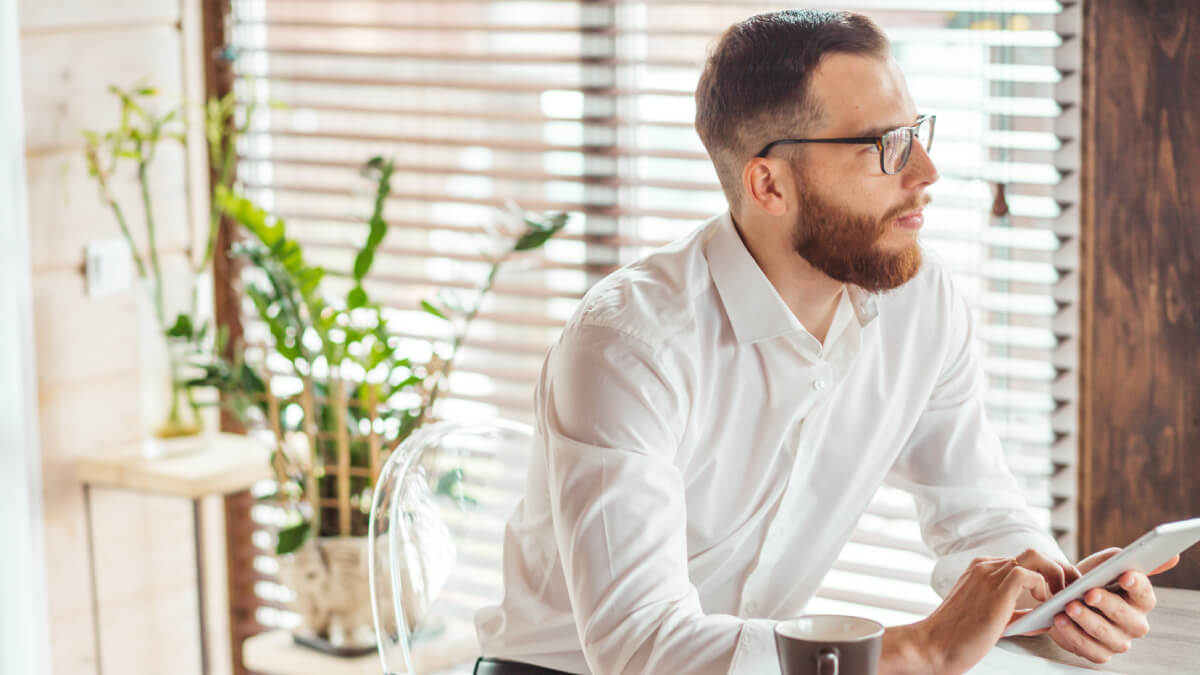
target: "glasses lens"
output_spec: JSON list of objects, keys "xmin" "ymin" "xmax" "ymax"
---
[
  {"xmin": 882, "ymin": 127, "xmax": 913, "ymax": 174},
  {"xmin": 917, "ymin": 115, "xmax": 935, "ymax": 152}
]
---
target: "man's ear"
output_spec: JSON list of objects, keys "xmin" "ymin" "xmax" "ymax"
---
[{"xmin": 742, "ymin": 156, "xmax": 790, "ymax": 217}]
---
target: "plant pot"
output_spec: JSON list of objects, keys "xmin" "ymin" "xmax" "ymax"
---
[{"xmin": 276, "ymin": 536, "xmax": 387, "ymax": 656}]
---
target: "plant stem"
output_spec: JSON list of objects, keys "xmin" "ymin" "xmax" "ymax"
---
[
  {"xmin": 100, "ymin": 189, "xmax": 150, "ymax": 284},
  {"xmin": 416, "ymin": 254, "xmax": 506, "ymax": 425},
  {"xmin": 137, "ymin": 144, "xmax": 167, "ymax": 328}
]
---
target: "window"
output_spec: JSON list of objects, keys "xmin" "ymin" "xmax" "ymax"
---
[{"xmin": 224, "ymin": 0, "xmax": 1079, "ymax": 635}]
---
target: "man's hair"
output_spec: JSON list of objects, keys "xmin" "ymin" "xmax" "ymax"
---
[{"xmin": 694, "ymin": 10, "xmax": 889, "ymax": 212}]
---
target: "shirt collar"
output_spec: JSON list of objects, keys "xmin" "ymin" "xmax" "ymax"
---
[{"xmin": 704, "ymin": 211, "xmax": 879, "ymax": 346}]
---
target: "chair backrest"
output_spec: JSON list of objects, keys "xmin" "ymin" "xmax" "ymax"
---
[{"xmin": 368, "ymin": 419, "xmax": 534, "ymax": 674}]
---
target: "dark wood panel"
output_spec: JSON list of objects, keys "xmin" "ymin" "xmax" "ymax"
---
[{"xmin": 1078, "ymin": 1, "xmax": 1200, "ymax": 588}]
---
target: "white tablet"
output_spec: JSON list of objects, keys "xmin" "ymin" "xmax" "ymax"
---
[{"xmin": 1003, "ymin": 517, "xmax": 1200, "ymax": 638}]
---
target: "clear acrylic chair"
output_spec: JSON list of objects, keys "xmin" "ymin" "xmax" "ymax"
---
[{"xmin": 368, "ymin": 420, "xmax": 534, "ymax": 675}]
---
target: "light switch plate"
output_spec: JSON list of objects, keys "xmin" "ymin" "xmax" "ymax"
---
[{"xmin": 84, "ymin": 239, "xmax": 133, "ymax": 297}]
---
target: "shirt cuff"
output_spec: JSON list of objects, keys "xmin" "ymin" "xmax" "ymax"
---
[
  {"xmin": 728, "ymin": 618, "xmax": 780, "ymax": 675},
  {"xmin": 931, "ymin": 530, "xmax": 1068, "ymax": 598}
]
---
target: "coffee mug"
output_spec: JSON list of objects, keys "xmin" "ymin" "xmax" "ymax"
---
[{"xmin": 774, "ymin": 614, "xmax": 884, "ymax": 675}]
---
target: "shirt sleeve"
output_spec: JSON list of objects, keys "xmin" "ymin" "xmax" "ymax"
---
[
  {"xmin": 885, "ymin": 271, "xmax": 1069, "ymax": 598},
  {"xmin": 539, "ymin": 322, "xmax": 779, "ymax": 675}
]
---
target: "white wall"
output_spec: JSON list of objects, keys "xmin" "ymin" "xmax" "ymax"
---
[{"xmin": 0, "ymin": 0, "xmax": 52, "ymax": 672}]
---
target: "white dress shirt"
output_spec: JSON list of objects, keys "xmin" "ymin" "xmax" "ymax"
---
[{"xmin": 475, "ymin": 211, "xmax": 1066, "ymax": 674}]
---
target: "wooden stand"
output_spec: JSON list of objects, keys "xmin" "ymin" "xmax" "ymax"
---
[{"xmin": 77, "ymin": 432, "xmax": 271, "ymax": 675}]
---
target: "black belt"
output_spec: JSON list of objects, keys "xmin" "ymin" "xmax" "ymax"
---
[{"xmin": 473, "ymin": 657, "xmax": 576, "ymax": 675}]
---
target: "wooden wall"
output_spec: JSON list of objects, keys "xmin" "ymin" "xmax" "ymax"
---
[
  {"xmin": 18, "ymin": 0, "xmax": 225, "ymax": 672},
  {"xmin": 1078, "ymin": 2, "xmax": 1200, "ymax": 588}
]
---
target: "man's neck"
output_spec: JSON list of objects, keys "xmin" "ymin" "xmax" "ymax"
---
[{"xmin": 731, "ymin": 213, "xmax": 845, "ymax": 345}]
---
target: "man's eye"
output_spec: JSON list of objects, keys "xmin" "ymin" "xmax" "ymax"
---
[{"xmin": 865, "ymin": 143, "xmax": 881, "ymax": 154}]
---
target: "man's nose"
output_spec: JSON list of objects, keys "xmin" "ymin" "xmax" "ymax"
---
[{"xmin": 901, "ymin": 140, "xmax": 940, "ymax": 189}]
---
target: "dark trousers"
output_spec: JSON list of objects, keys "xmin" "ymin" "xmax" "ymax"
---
[{"xmin": 473, "ymin": 657, "xmax": 577, "ymax": 675}]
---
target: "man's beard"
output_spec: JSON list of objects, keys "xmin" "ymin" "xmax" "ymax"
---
[{"xmin": 791, "ymin": 182, "xmax": 925, "ymax": 293}]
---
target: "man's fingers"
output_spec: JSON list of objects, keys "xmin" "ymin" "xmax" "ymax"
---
[
  {"xmin": 1015, "ymin": 548, "xmax": 1071, "ymax": 593},
  {"xmin": 1082, "ymin": 588, "xmax": 1150, "ymax": 638},
  {"xmin": 1077, "ymin": 547, "xmax": 1122, "ymax": 575},
  {"xmin": 1064, "ymin": 562, "xmax": 1082, "ymax": 585},
  {"xmin": 1064, "ymin": 600, "xmax": 1133, "ymax": 654},
  {"xmin": 1116, "ymin": 571, "xmax": 1157, "ymax": 613},
  {"xmin": 1049, "ymin": 613, "xmax": 1118, "ymax": 664},
  {"xmin": 1002, "ymin": 565, "xmax": 1051, "ymax": 604}
]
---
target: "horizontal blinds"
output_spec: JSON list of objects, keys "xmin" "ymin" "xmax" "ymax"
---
[{"xmin": 229, "ymin": 0, "xmax": 1079, "ymax": 629}]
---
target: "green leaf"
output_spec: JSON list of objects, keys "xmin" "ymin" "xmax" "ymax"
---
[
  {"xmin": 420, "ymin": 300, "xmax": 448, "ymax": 320},
  {"xmin": 165, "ymin": 313, "xmax": 194, "ymax": 339},
  {"xmin": 275, "ymin": 521, "xmax": 310, "ymax": 555},
  {"xmin": 390, "ymin": 374, "xmax": 422, "ymax": 396},
  {"xmin": 352, "ymin": 249, "xmax": 375, "ymax": 282},
  {"xmin": 347, "ymin": 286, "xmax": 368, "ymax": 309},
  {"xmin": 513, "ymin": 211, "xmax": 568, "ymax": 251},
  {"xmin": 512, "ymin": 228, "xmax": 555, "ymax": 251}
]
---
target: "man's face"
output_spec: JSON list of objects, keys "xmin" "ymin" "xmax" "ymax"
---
[{"xmin": 785, "ymin": 53, "xmax": 939, "ymax": 292}]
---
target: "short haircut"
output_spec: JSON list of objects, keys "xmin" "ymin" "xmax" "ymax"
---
[{"xmin": 694, "ymin": 9, "xmax": 889, "ymax": 212}]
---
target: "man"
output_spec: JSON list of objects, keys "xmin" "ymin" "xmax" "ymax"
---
[{"xmin": 474, "ymin": 9, "xmax": 1176, "ymax": 674}]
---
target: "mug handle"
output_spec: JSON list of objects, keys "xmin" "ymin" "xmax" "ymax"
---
[{"xmin": 817, "ymin": 647, "xmax": 839, "ymax": 675}]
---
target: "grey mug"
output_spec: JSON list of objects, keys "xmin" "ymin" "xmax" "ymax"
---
[{"xmin": 774, "ymin": 615, "xmax": 884, "ymax": 675}]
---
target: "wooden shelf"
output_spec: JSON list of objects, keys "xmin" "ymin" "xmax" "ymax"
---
[{"xmin": 76, "ymin": 432, "xmax": 272, "ymax": 499}]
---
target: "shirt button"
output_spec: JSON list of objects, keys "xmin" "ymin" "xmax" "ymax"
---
[{"xmin": 812, "ymin": 378, "xmax": 827, "ymax": 391}]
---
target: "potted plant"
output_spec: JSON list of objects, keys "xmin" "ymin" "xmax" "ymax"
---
[{"xmin": 195, "ymin": 158, "xmax": 567, "ymax": 653}]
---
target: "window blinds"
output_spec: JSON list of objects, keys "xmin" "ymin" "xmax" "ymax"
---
[{"xmin": 228, "ymin": 0, "xmax": 1080, "ymax": 630}]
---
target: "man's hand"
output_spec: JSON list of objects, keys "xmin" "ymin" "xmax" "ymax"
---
[
  {"xmin": 905, "ymin": 553, "xmax": 1058, "ymax": 675},
  {"xmin": 1044, "ymin": 548, "xmax": 1179, "ymax": 664}
]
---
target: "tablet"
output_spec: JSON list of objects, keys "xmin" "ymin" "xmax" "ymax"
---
[{"xmin": 1003, "ymin": 517, "xmax": 1200, "ymax": 637}]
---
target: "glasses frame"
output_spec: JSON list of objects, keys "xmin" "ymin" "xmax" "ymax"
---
[{"xmin": 755, "ymin": 114, "xmax": 936, "ymax": 175}]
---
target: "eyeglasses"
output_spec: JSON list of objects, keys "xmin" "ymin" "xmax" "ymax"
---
[{"xmin": 755, "ymin": 114, "xmax": 936, "ymax": 175}]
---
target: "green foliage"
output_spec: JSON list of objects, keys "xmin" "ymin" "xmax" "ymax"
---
[
  {"xmin": 199, "ymin": 151, "xmax": 568, "ymax": 540},
  {"xmin": 81, "ymin": 82, "xmax": 214, "ymax": 435},
  {"xmin": 513, "ymin": 212, "xmax": 570, "ymax": 251},
  {"xmin": 276, "ymin": 521, "xmax": 310, "ymax": 556},
  {"xmin": 420, "ymin": 300, "xmax": 448, "ymax": 321}
]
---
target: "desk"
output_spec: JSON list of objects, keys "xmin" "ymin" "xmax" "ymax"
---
[
  {"xmin": 1006, "ymin": 587, "xmax": 1200, "ymax": 673},
  {"xmin": 248, "ymin": 590, "xmax": 1197, "ymax": 675},
  {"xmin": 77, "ymin": 432, "xmax": 271, "ymax": 675}
]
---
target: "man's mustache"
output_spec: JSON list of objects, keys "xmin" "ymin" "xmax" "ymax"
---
[{"xmin": 881, "ymin": 193, "xmax": 933, "ymax": 224}]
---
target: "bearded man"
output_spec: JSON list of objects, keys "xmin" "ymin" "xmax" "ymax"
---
[{"xmin": 472, "ymin": 9, "xmax": 1175, "ymax": 675}]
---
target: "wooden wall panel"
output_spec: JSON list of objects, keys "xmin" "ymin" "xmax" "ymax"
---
[
  {"xmin": 24, "ymin": 146, "xmax": 191, "ymax": 273},
  {"xmin": 20, "ymin": 4, "xmax": 217, "ymax": 674},
  {"xmin": 32, "ymin": 271, "xmax": 140, "ymax": 388},
  {"xmin": 20, "ymin": 25, "xmax": 183, "ymax": 152},
  {"xmin": 18, "ymin": 0, "xmax": 180, "ymax": 32},
  {"xmin": 1078, "ymin": 1, "xmax": 1200, "ymax": 588}
]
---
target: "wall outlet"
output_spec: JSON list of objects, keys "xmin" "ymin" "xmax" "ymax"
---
[{"xmin": 84, "ymin": 239, "xmax": 133, "ymax": 297}]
